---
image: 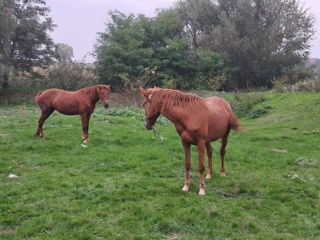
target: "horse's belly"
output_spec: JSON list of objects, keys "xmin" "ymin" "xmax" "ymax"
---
[
  {"xmin": 56, "ymin": 109, "xmax": 78, "ymax": 115},
  {"xmin": 53, "ymin": 101, "xmax": 79, "ymax": 115},
  {"xmin": 207, "ymin": 107, "xmax": 230, "ymax": 140},
  {"xmin": 207, "ymin": 123, "xmax": 229, "ymax": 141}
]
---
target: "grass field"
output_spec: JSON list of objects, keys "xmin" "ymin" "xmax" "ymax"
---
[{"xmin": 0, "ymin": 92, "xmax": 319, "ymax": 239}]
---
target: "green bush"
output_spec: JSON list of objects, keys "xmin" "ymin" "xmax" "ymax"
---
[
  {"xmin": 230, "ymin": 93, "xmax": 266, "ymax": 117},
  {"xmin": 47, "ymin": 62, "xmax": 98, "ymax": 90},
  {"xmin": 272, "ymin": 73, "xmax": 320, "ymax": 93}
]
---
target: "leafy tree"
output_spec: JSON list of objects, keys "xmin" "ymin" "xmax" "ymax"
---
[
  {"xmin": 176, "ymin": 0, "xmax": 315, "ymax": 90},
  {"xmin": 195, "ymin": 49, "xmax": 230, "ymax": 90},
  {"xmin": 55, "ymin": 43, "xmax": 74, "ymax": 62},
  {"xmin": 0, "ymin": 0, "xmax": 56, "ymax": 88},
  {"xmin": 0, "ymin": 0, "xmax": 16, "ymax": 88},
  {"xmin": 95, "ymin": 9, "xmax": 228, "ymax": 90},
  {"xmin": 94, "ymin": 11, "xmax": 152, "ymax": 90},
  {"xmin": 143, "ymin": 9, "xmax": 194, "ymax": 88},
  {"xmin": 175, "ymin": 0, "xmax": 218, "ymax": 58}
]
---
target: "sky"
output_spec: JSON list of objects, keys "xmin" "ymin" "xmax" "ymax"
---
[{"xmin": 46, "ymin": 0, "xmax": 320, "ymax": 62}]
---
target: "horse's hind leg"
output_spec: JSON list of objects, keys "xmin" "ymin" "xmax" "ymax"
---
[
  {"xmin": 36, "ymin": 107, "xmax": 54, "ymax": 138},
  {"xmin": 205, "ymin": 142, "xmax": 213, "ymax": 179},
  {"xmin": 220, "ymin": 128, "xmax": 230, "ymax": 177}
]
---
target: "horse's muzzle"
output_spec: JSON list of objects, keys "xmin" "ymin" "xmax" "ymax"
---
[
  {"xmin": 103, "ymin": 102, "xmax": 109, "ymax": 108},
  {"xmin": 144, "ymin": 120, "xmax": 153, "ymax": 130}
]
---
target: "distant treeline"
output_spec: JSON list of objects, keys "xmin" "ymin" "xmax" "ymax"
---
[
  {"xmin": 0, "ymin": 0, "xmax": 317, "ymax": 92},
  {"xmin": 94, "ymin": 0, "xmax": 316, "ymax": 91}
]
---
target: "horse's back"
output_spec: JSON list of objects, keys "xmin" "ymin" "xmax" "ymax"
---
[
  {"xmin": 205, "ymin": 96, "xmax": 232, "ymax": 112},
  {"xmin": 35, "ymin": 89, "xmax": 79, "ymax": 113},
  {"xmin": 36, "ymin": 88, "xmax": 62, "ymax": 100}
]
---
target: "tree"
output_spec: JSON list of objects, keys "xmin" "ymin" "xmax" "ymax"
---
[
  {"xmin": 0, "ymin": 0, "xmax": 16, "ymax": 88},
  {"xmin": 94, "ymin": 10, "xmax": 189, "ymax": 90},
  {"xmin": 176, "ymin": 0, "xmax": 315, "ymax": 90},
  {"xmin": 95, "ymin": 9, "xmax": 228, "ymax": 90},
  {"xmin": 55, "ymin": 43, "xmax": 74, "ymax": 62},
  {"xmin": 0, "ymin": 0, "xmax": 56, "ymax": 88},
  {"xmin": 94, "ymin": 11, "xmax": 152, "ymax": 90},
  {"xmin": 175, "ymin": 0, "xmax": 218, "ymax": 58},
  {"xmin": 143, "ymin": 8, "xmax": 194, "ymax": 88}
]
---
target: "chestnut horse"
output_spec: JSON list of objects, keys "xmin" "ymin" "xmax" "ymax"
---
[
  {"xmin": 35, "ymin": 85, "xmax": 110, "ymax": 142},
  {"xmin": 140, "ymin": 87, "xmax": 241, "ymax": 196}
]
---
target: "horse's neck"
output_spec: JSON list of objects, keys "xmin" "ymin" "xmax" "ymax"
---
[
  {"xmin": 87, "ymin": 86, "xmax": 99, "ymax": 103},
  {"xmin": 158, "ymin": 93, "xmax": 203, "ymax": 125},
  {"xmin": 159, "ymin": 102, "xmax": 182, "ymax": 125}
]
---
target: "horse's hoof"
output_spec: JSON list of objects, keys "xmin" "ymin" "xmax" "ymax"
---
[
  {"xmin": 206, "ymin": 174, "xmax": 212, "ymax": 179},
  {"xmin": 83, "ymin": 139, "xmax": 88, "ymax": 143},
  {"xmin": 182, "ymin": 185, "xmax": 189, "ymax": 192},
  {"xmin": 220, "ymin": 172, "xmax": 225, "ymax": 177},
  {"xmin": 199, "ymin": 188, "xmax": 205, "ymax": 196}
]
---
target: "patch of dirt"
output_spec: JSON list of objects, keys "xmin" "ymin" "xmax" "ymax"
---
[
  {"xmin": 271, "ymin": 147, "xmax": 288, "ymax": 153},
  {"xmin": 166, "ymin": 232, "xmax": 179, "ymax": 239},
  {"xmin": 0, "ymin": 227, "xmax": 17, "ymax": 235}
]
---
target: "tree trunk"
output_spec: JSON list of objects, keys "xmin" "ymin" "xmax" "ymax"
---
[{"xmin": 1, "ymin": 71, "xmax": 9, "ymax": 89}]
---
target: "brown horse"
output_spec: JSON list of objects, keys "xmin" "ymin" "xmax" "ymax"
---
[
  {"xmin": 35, "ymin": 85, "xmax": 111, "ymax": 142},
  {"xmin": 140, "ymin": 87, "xmax": 241, "ymax": 196}
]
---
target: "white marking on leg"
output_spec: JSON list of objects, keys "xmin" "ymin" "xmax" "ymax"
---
[
  {"xmin": 182, "ymin": 185, "xmax": 189, "ymax": 192},
  {"xmin": 199, "ymin": 188, "xmax": 205, "ymax": 196}
]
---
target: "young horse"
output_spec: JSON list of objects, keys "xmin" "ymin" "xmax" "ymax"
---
[
  {"xmin": 140, "ymin": 87, "xmax": 241, "ymax": 196},
  {"xmin": 35, "ymin": 85, "xmax": 110, "ymax": 142}
]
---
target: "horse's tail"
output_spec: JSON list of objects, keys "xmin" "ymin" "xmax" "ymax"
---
[{"xmin": 229, "ymin": 113, "xmax": 242, "ymax": 132}]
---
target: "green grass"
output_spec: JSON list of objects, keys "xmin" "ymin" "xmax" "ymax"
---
[{"xmin": 0, "ymin": 92, "xmax": 319, "ymax": 239}]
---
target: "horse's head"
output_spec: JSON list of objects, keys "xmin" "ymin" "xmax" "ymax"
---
[
  {"xmin": 96, "ymin": 85, "xmax": 111, "ymax": 108},
  {"xmin": 139, "ymin": 87, "xmax": 160, "ymax": 130}
]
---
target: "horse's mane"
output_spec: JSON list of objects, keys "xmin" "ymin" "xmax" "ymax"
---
[
  {"xmin": 149, "ymin": 88, "xmax": 205, "ymax": 110},
  {"xmin": 79, "ymin": 86, "xmax": 95, "ymax": 95}
]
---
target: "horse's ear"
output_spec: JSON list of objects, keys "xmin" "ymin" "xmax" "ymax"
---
[
  {"xmin": 139, "ymin": 87, "xmax": 149, "ymax": 98},
  {"xmin": 154, "ymin": 85, "xmax": 157, "ymax": 89}
]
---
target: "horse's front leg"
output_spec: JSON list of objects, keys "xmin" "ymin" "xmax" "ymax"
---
[
  {"xmin": 197, "ymin": 139, "xmax": 206, "ymax": 196},
  {"xmin": 80, "ymin": 113, "xmax": 89, "ymax": 143},
  {"xmin": 181, "ymin": 140, "xmax": 191, "ymax": 192}
]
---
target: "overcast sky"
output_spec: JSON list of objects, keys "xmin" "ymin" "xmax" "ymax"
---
[{"xmin": 46, "ymin": 0, "xmax": 320, "ymax": 62}]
